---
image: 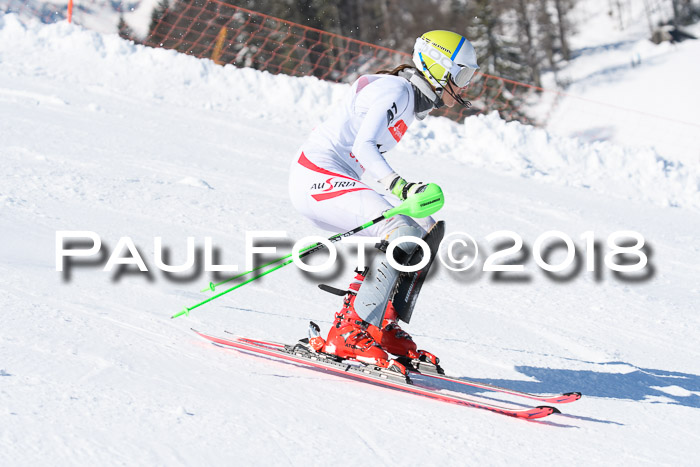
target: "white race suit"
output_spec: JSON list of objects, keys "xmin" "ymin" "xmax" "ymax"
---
[{"xmin": 288, "ymin": 73, "xmax": 436, "ymax": 326}]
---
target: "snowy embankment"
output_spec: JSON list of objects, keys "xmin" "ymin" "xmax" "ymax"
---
[
  {"xmin": 2, "ymin": 15, "xmax": 700, "ymax": 466},
  {"xmin": 1, "ymin": 14, "xmax": 698, "ymax": 211}
]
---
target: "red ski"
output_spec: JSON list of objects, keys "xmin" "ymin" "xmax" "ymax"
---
[
  {"xmin": 234, "ymin": 335, "xmax": 580, "ymax": 404},
  {"xmin": 408, "ymin": 370, "xmax": 581, "ymax": 404},
  {"xmin": 192, "ymin": 329, "xmax": 562, "ymax": 420}
]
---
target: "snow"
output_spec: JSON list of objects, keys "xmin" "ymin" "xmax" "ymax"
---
[
  {"xmin": 0, "ymin": 0, "xmax": 158, "ymax": 37},
  {"xmin": 539, "ymin": 0, "xmax": 700, "ymax": 166},
  {"xmin": 2, "ymin": 11, "xmax": 700, "ymax": 466}
]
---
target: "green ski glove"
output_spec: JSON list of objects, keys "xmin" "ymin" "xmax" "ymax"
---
[{"xmin": 386, "ymin": 174, "xmax": 429, "ymax": 201}]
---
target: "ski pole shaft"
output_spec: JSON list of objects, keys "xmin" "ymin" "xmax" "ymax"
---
[
  {"xmin": 200, "ymin": 244, "xmax": 310, "ymax": 293},
  {"xmin": 172, "ymin": 215, "xmax": 383, "ymax": 319},
  {"xmin": 174, "ymin": 258, "xmax": 294, "ymax": 319},
  {"xmin": 172, "ymin": 184, "xmax": 444, "ymax": 319},
  {"xmin": 200, "ymin": 217, "xmax": 381, "ymax": 293}
]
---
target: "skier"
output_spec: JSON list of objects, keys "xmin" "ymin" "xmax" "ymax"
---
[{"xmin": 288, "ymin": 30, "xmax": 479, "ymax": 373}]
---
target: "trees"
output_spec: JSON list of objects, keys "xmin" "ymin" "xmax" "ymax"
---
[
  {"xmin": 142, "ymin": 0, "xmax": 581, "ymax": 122},
  {"xmin": 143, "ymin": 0, "xmax": 576, "ymax": 86},
  {"xmin": 147, "ymin": 0, "xmax": 170, "ymax": 47},
  {"xmin": 118, "ymin": 16, "xmax": 135, "ymax": 42}
]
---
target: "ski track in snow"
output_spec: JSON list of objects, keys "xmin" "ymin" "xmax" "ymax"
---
[{"xmin": 1, "ymin": 13, "xmax": 700, "ymax": 466}]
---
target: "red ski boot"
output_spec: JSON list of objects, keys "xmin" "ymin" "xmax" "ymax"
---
[
  {"xmin": 367, "ymin": 301, "xmax": 440, "ymax": 366},
  {"xmin": 315, "ymin": 272, "xmax": 407, "ymax": 375}
]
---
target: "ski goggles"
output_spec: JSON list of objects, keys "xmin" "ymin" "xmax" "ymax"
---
[{"xmin": 450, "ymin": 64, "xmax": 478, "ymax": 88}]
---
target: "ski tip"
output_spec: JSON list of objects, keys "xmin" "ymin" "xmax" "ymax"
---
[
  {"xmin": 563, "ymin": 392, "xmax": 582, "ymax": 400},
  {"xmin": 514, "ymin": 406, "xmax": 560, "ymax": 419},
  {"xmin": 537, "ymin": 405, "xmax": 562, "ymax": 415}
]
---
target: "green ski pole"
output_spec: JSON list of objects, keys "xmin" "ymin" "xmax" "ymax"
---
[{"xmin": 171, "ymin": 184, "xmax": 444, "ymax": 319}]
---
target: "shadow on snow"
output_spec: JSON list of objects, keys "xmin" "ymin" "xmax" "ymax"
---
[{"xmin": 466, "ymin": 362, "xmax": 700, "ymax": 410}]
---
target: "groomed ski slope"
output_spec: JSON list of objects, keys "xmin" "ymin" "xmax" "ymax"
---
[{"xmin": 1, "ymin": 15, "xmax": 700, "ymax": 466}]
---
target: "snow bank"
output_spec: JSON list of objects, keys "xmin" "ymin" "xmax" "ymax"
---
[
  {"xmin": 405, "ymin": 113, "xmax": 700, "ymax": 210},
  {"xmin": 1, "ymin": 13, "xmax": 698, "ymax": 211}
]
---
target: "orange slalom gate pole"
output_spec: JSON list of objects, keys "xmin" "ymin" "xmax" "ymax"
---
[
  {"xmin": 211, "ymin": 26, "xmax": 227, "ymax": 65},
  {"xmin": 67, "ymin": 0, "xmax": 73, "ymax": 23}
]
